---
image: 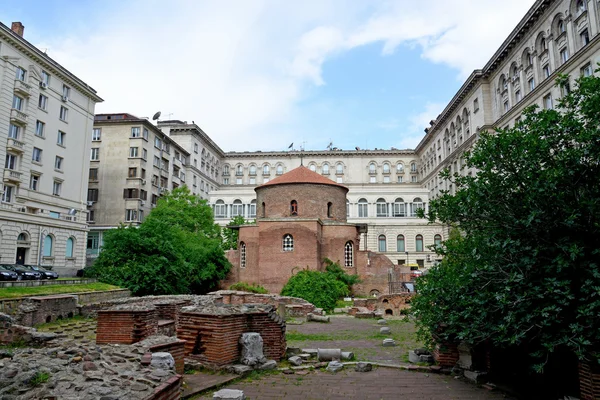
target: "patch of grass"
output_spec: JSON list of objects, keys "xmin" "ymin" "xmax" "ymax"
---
[
  {"xmin": 29, "ymin": 371, "xmax": 50, "ymax": 386},
  {"xmin": 56, "ymin": 277, "xmax": 87, "ymax": 281},
  {"xmin": 229, "ymin": 282, "xmax": 269, "ymax": 294},
  {"xmin": 242, "ymin": 369, "xmax": 279, "ymax": 383},
  {"xmin": 335, "ymin": 299, "xmax": 353, "ymax": 308},
  {"xmin": 0, "ymin": 283, "xmax": 120, "ymax": 299},
  {"xmin": 35, "ymin": 314, "xmax": 95, "ymax": 330}
]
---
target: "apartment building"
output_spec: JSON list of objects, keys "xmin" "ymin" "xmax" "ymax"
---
[
  {"xmin": 86, "ymin": 114, "xmax": 190, "ymax": 265},
  {"xmin": 416, "ymin": 0, "xmax": 600, "ymax": 199},
  {"xmin": 0, "ymin": 22, "xmax": 102, "ymax": 275}
]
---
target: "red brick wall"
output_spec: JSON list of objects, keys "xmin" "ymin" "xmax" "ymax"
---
[
  {"xmin": 143, "ymin": 375, "xmax": 182, "ymax": 400},
  {"xmin": 177, "ymin": 311, "xmax": 285, "ymax": 367},
  {"xmin": 353, "ymin": 251, "xmax": 395, "ymax": 297},
  {"xmin": 579, "ymin": 361, "xmax": 600, "ymax": 400},
  {"xmin": 149, "ymin": 340, "xmax": 186, "ymax": 375},
  {"xmin": 433, "ymin": 342, "xmax": 460, "ymax": 367},
  {"xmin": 320, "ymin": 225, "xmax": 361, "ymax": 268},
  {"xmin": 96, "ymin": 309, "xmax": 157, "ymax": 344},
  {"xmin": 256, "ymin": 184, "xmax": 348, "ymax": 221},
  {"xmin": 0, "ymin": 317, "xmax": 31, "ymax": 344}
]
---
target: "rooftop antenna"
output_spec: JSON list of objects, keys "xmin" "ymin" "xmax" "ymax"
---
[{"xmin": 152, "ymin": 111, "xmax": 161, "ymax": 123}]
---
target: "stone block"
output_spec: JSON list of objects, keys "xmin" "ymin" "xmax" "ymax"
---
[
  {"xmin": 382, "ymin": 339, "xmax": 396, "ymax": 347},
  {"xmin": 150, "ymin": 352, "xmax": 174, "ymax": 370},
  {"xmin": 239, "ymin": 332, "xmax": 267, "ymax": 366},
  {"xmin": 302, "ymin": 349, "xmax": 318, "ymax": 357},
  {"xmin": 341, "ymin": 351, "xmax": 354, "ymax": 360},
  {"xmin": 457, "ymin": 342, "xmax": 473, "ymax": 370},
  {"xmin": 213, "ymin": 389, "xmax": 246, "ymax": 400},
  {"xmin": 229, "ymin": 364, "xmax": 253, "ymax": 375},
  {"xmin": 377, "ymin": 319, "xmax": 387, "ymax": 325},
  {"xmin": 285, "ymin": 347, "xmax": 301, "ymax": 356},
  {"xmin": 419, "ymin": 354, "xmax": 434, "ymax": 364},
  {"xmin": 379, "ymin": 327, "xmax": 391, "ymax": 335},
  {"xmin": 298, "ymin": 353, "xmax": 311, "ymax": 360},
  {"xmin": 326, "ymin": 361, "xmax": 344, "ymax": 373},
  {"xmin": 408, "ymin": 350, "xmax": 419, "ymax": 364},
  {"xmin": 317, "ymin": 348, "xmax": 341, "ymax": 361},
  {"xmin": 464, "ymin": 370, "xmax": 488, "ymax": 384},
  {"xmin": 306, "ymin": 313, "xmax": 330, "ymax": 323},
  {"xmin": 258, "ymin": 360, "xmax": 277, "ymax": 370},
  {"xmin": 355, "ymin": 362, "xmax": 372, "ymax": 372},
  {"xmin": 288, "ymin": 356, "xmax": 303, "ymax": 366}
]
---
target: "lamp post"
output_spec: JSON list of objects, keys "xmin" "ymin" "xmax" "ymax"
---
[{"xmin": 405, "ymin": 251, "xmax": 409, "ymax": 267}]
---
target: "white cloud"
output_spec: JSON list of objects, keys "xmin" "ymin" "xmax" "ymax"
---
[{"xmin": 22, "ymin": 0, "xmax": 535, "ymax": 151}]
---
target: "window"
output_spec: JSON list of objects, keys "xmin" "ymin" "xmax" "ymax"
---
[
  {"xmin": 392, "ymin": 198, "xmax": 406, "ymax": 217},
  {"xmin": 540, "ymin": 38, "xmax": 547, "ymax": 52},
  {"xmin": 249, "ymin": 165, "xmax": 257, "ymax": 176},
  {"xmin": 57, "ymin": 130, "xmax": 66, "ymax": 146},
  {"xmin": 309, "ymin": 164, "xmax": 316, "ymax": 172},
  {"xmin": 52, "ymin": 180, "xmax": 62, "ymax": 196},
  {"xmin": 290, "ymin": 200, "xmax": 298, "ymax": 215},
  {"xmin": 416, "ymin": 235, "xmax": 424, "ymax": 252},
  {"xmin": 87, "ymin": 188, "xmax": 99, "ymax": 202},
  {"xmin": 41, "ymin": 70, "xmax": 50, "ymax": 85},
  {"xmin": 560, "ymin": 48, "xmax": 569, "ymax": 64},
  {"xmin": 55, "ymin": 156, "xmax": 63, "ymax": 170},
  {"xmin": 410, "ymin": 198, "xmax": 425, "ymax": 217},
  {"xmin": 382, "ymin": 163, "xmax": 390, "ymax": 173},
  {"xmin": 33, "ymin": 120, "xmax": 45, "ymax": 137},
  {"xmin": 59, "ymin": 106, "xmax": 68, "ymax": 121},
  {"xmin": 240, "ymin": 242, "xmax": 247, "ymax": 268},
  {"xmin": 249, "ymin": 200, "xmax": 257, "ymax": 218},
  {"xmin": 434, "ymin": 234, "xmax": 442, "ymax": 249},
  {"xmin": 66, "ymin": 238, "xmax": 74, "ymax": 258},
  {"xmin": 236, "ymin": 178, "xmax": 242, "ymax": 185},
  {"xmin": 528, "ymin": 78, "xmax": 535, "ymax": 92},
  {"xmin": 397, "ymin": 176, "xmax": 403, "ymax": 183},
  {"xmin": 62, "ymin": 84, "xmax": 70, "ymax": 99},
  {"xmin": 194, "ymin": 143, "xmax": 199, "ymax": 153},
  {"xmin": 32, "ymin": 147, "xmax": 42, "ymax": 163},
  {"xmin": 153, "ymin": 156, "xmax": 160, "ymax": 167},
  {"xmin": 214, "ymin": 200, "xmax": 227, "ymax": 218},
  {"xmin": 1, "ymin": 185, "xmax": 14, "ymax": 202},
  {"xmin": 515, "ymin": 90, "xmax": 522, "ymax": 103},
  {"xmin": 90, "ymin": 148, "xmax": 99, "ymax": 161},
  {"xmin": 276, "ymin": 164, "xmax": 284, "ymax": 175},
  {"xmin": 577, "ymin": 0, "xmax": 587, "ymax": 15},
  {"xmin": 9, "ymin": 124, "xmax": 20, "ymax": 139},
  {"xmin": 410, "ymin": 163, "xmax": 417, "ymax": 172},
  {"xmin": 358, "ymin": 198, "xmax": 368, "ymax": 218},
  {"xmin": 123, "ymin": 188, "xmax": 139, "ymax": 199},
  {"xmin": 89, "ymin": 168, "xmax": 98, "ymax": 181},
  {"xmin": 581, "ymin": 29, "xmax": 590, "ymax": 47},
  {"xmin": 38, "ymin": 94, "xmax": 48, "ymax": 110},
  {"xmin": 5, "ymin": 153, "xmax": 17, "ymax": 170},
  {"xmin": 383, "ymin": 176, "xmax": 390, "ymax": 183},
  {"xmin": 327, "ymin": 202, "xmax": 333, "ymax": 218},
  {"xmin": 581, "ymin": 63, "xmax": 593, "ymax": 77},
  {"xmin": 131, "ymin": 127, "xmax": 141, "ymax": 138},
  {"xmin": 369, "ymin": 176, "xmax": 376, "ymax": 183},
  {"xmin": 129, "ymin": 147, "xmax": 139, "ymax": 158},
  {"xmin": 154, "ymin": 137, "xmax": 162, "ymax": 149},
  {"xmin": 396, "ymin": 163, "xmax": 404, "ymax": 173},
  {"xmin": 128, "ymin": 167, "xmax": 137, "ymax": 178},
  {"xmin": 543, "ymin": 65, "xmax": 550, "ymax": 79},
  {"xmin": 369, "ymin": 163, "xmax": 377, "ymax": 174},
  {"xmin": 12, "ymin": 95, "xmax": 24, "ymax": 110},
  {"xmin": 544, "ymin": 94, "xmax": 553, "ymax": 110},
  {"xmin": 15, "ymin": 67, "xmax": 26, "ymax": 81},
  {"xmin": 30, "ymin": 174, "xmax": 40, "ymax": 191},
  {"xmin": 223, "ymin": 178, "xmax": 229, "ymax": 185},
  {"xmin": 142, "ymin": 148, "xmax": 147, "ymax": 160},
  {"xmin": 235, "ymin": 164, "xmax": 243, "ymax": 176},
  {"xmin": 92, "ymin": 128, "xmax": 101, "ymax": 141},
  {"xmin": 125, "ymin": 209, "xmax": 138, "ymax": 222},
  {"xmin": 263, "ymin": 165, "xmax": 270, "ymax": 175},
  {"xmin": 231, "ymin": 200, "xmax": 244, "ymax": 217},
  {"xmin": 378, "ymin": 235, "xmax": 387, "ymax": 252},
  {"xmin": 43, "ymin": 235, "xmax": 53, "ymax": 257},
  {"xmin": 283, "ymin": 234, "xmax": 294, "ymax": 252},
  {"xmin": 143, "ymin": 128, "xmax": 149, "ymax": 140},
  {"xmin": 344, "ymin": 241, "xmax": 353, "ymax": 267},
  {"xmin": 336, "ymin": 163, "xmax": 343, "ymax": 174},
  {"xmin": 503, "ymin": 101, "xmax": 509, "ymax": 113},
  {"xmin": 87, "ymin": 210, "xmax": 95, "ymax": 222},
  {"xmin": 473, "ymin": 98, "xmax": 479, "ymax": 112},
  {"xmin": 322, "ymin": 164, "xmax": 330, "ymax": 174},
  {"xmin": 396, "ymin": 235, "xmax": 406, "ymax": 252},
  {"xmin": 376, "ymin": 198, "xmax": 388, "ymax": 217}
]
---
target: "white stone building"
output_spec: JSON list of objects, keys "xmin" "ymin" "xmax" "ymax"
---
[{"xmin": 0, "ymin": 22, "xmax": 102, "ymax": 275}]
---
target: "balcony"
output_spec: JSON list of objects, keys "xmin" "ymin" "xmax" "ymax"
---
[
  {"xmin": 7, "ymin": 138, "xmax": 25, "ymax": 153},
  {"xmin": 3, "ymin": 169, "xmax": 22, "ymax": 184},
  {"xmin": 14, "ymin": 80, "xmax": 31, "ymax": 97},
  {"xmin": 160, "ymin": 169, "xmax": 169, "ymax": 179},
  {"xmin": 10, "ymin": 108, "xmax": 28, "ymax": 126}
]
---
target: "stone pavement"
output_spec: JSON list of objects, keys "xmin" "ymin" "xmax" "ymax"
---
[{"xmin": 197, "ymin": 368, "xmax": 514, "ymax": 399}]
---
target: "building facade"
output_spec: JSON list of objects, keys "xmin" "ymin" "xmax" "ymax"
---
[
  {"xmin": 0, "ymin": 22, "xmax": 102, "ymax": 275},
  {"xmin": 86, "ymin": 114, "xmax": 191, "ymax": 265}
]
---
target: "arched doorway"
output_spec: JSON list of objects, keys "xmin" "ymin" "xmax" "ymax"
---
[{"xmin": 16, "ymin": 232, "xmax": 30, "ymax": 265}]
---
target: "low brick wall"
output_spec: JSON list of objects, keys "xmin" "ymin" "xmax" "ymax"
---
[
  {"xmin": 17, "ymin": 295, "xmax": 78, "ymax": 326},
  {"xmin": 212, "ymin": 290, "xmax": 320, "ymax": 317},
  {"xmin": 433, "ymin": 342, "xmax": 460, "ymax": 367},
  {"xmin": 579, "ymin": 361, "xmax": 600, "ymax": 400},
  {"xmin": 0, "ymin": 314, "xmax": 31, "ymax": 344},
  {"xmin": 0, "ymin": 279, "xmax": 98, "ymax": 288},
  {"xmin": 96, "ymin": 308, "xmax": 157, "ymax": 344},
  {"xmin": 143, "ymin": 375, "xmax": 182, "ymax": 400},
  {"xmin": 149, "ymin": 340, "xmax": 186, "ymax": 375}
]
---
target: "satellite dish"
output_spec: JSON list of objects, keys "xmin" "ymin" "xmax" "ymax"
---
[
  {"xmin": 68, "ymin": 208, "xmax": 77, "ymax": 216},
  {"xmin": 152, "ymin": 111, "xmax": 161, "ymax": 121}
]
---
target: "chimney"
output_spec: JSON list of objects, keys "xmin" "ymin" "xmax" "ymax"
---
[{"xmin": 11, "ymin": 22, "xmax": 24, "ymax": 37}]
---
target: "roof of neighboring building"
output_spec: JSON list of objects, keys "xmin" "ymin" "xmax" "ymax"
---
[{"xmin": 257, "ymin": 165, "xmax": 348, "ymax": 190}]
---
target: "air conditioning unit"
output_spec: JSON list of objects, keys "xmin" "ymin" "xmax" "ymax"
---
[
  {"xmin": 140, "ymin": 201, "xmax": 145, "ymax": 206},
  {"xmin": 141, "ymin": 180, "xmax": 146, "ymax": 185},
  {"xmin": 86, "ymin": 201, "xmax": 94, "ymax": 207},
  {"xmin": 39, "ymin": 81, "xmax": 48, "ymax": 89},
  {"xmin": 61, "ymin": 95, "xmax": 69, "ymax": 102},
  {"xmin": 426, "ymin": 254, "xmax": 431, "ymax": 262}
]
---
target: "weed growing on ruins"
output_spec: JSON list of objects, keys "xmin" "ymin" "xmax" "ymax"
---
[
  {"xmin": 229, "ymin": 282, "xmax": 269, "ymax": 294},
  {"xmin": 28, "ymin": 371, "xmax": 50, "ymax": 386}
]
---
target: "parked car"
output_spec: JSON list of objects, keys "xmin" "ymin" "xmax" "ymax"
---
[
  {"xmin": 0, "ymin": 266, "xmax": 19, "ymax": 281},
  {"xmin": 23, "ymin": 265, "xmax": 59, "ymax": 280},
  {"xmin": 410, "ymin": 269, "xmax": 424, "ymax": 279},
  {"xmin": 1, "ymin": 264, "xmax": 43, "ymax": 280}
]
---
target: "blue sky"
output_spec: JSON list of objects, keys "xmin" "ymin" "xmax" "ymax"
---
[{"xmin": 2, "ymin": 0, "xmax": 535, "ymax": 152}]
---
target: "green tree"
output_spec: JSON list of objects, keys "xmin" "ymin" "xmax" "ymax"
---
[
  {"xmin": 412, "ymin": 72, "xmax": 600, "ymax": 369},
  {"xmin": 281, "ymin": 269, "xmax": 348, "ymax": 312},
  {"xmin": 222, "ymin": 215, "xmax": 248, "ymax": 250},
  {"xmin": 87, "ymin": 187, "xmax": 231, "ymax": 295}
]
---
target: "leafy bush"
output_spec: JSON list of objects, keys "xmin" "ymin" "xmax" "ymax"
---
[
  {"xmin": 281, "ymin": 270, "xmax": 349, "ymax": 312},
  {"xmin": 323, "ymin": 258, "xmax": 361, "ymax": 292},
  {"xmin": 229, "ymin": 282, "xmax": 269, "ymax": 294}
]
